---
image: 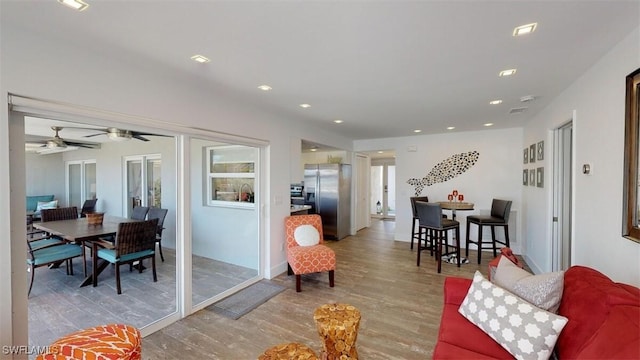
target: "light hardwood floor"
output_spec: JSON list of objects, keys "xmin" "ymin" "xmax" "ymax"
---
[{"xmin": 142, "ymin": 219, "xmax": 506, "ymax": 359}]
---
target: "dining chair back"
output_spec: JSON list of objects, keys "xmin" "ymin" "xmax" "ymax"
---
[
  {"xmin": 41, "ymin": 206, "xmax": 79, "ymax": 222},
  {"xmin": 93, "ymin": 218, "xmax": 159, "ymax": 294},
  {"xmin": 80, "ymin": 199, "xmax": 98, "ymax": 218},
  {"xmin": 147, "ymin": 207, "xmax": 168, "ymax": 261},
  {"xmin": 130, "ymin": 206, "xmax": 149, "ymax": 220},
  {"xmin": 465, "ymin": 199, "xmax": 513, "ymax": 264},
  {"xmin": 415, "ymin": 201, "xmax": 461, "ymax": 273},
  {"xmin": 31, "ymin": 206, "xmax": 80, "ymax": 251}
]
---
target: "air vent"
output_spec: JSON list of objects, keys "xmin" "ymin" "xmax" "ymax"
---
[{"xmin": 509, "ymin": 107, "xmax": 528, "ymax": 114}]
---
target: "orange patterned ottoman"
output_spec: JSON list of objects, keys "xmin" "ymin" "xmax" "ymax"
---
[{"xmin": 35, "ymin": 323, "xmax": 141, "ymax": 360}]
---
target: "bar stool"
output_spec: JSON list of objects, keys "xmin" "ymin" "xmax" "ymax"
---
[
  {"xmin": 415, "ymin": 201, "xmax": 460, "ymax": 273},
  {"xmin": 410, "ymin": 196, "xmax": 429, "ymax": 250},
  {"xmin": 465, "ymin": 199, "xmax": 513, "ymax": 264}
]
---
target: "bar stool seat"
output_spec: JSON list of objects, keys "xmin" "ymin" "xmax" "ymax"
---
[{"xmin": 465, "ymin": 199, "xmax": 512, "ymax": 264}]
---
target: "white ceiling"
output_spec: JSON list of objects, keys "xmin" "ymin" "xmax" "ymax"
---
[{"xmin": 4, "ymin": 1, "xmax": 639, "ymax": 142}]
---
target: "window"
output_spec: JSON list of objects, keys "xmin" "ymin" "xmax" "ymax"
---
[
  {"xmin": 124, "ymin": 154, "xmax": 161, "ymax": 215},
  {"xmin": 206, "ymin": 145, "xmax": 256, "ymax": 207},
  {"xmin": 66, "ymin": 159, "xmax": 96, "ymax": 210},
  {"xmin": 623, "ymin": 67, "xmax": 640, "ymax": 243}
]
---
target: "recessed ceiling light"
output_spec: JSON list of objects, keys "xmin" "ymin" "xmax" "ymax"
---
[
  {"xmin": 413, "ymin": 129, "xmax": 422, "ymax": 133},
  {"xmin": 190, "ymin": 55, "xmax": 210, "ymax": 63},
  {"xmin": 333, "ymin": 119, "xmax": 343, "ymax": 124},
  {"xmin": 499, "ymin": 69, "xmax": 517, "ymax": 77},
  {"xmin": 513, "ymin": 23, "xmax": 538, "ymax": 36},
  {"xmin": 447, "ymin": 126, "xmax": 455, "ymax": 130},
  {"xmin": 310, "ymin": 148, "xmax": 317, "ymax": 152},
  {"xmin": 484, "ymin": 123, "xmax": 494, "ymax": 127},
  {"xmin": 377, "ymin": 151, "xmax": 384, "ymax": 154},
  {"xmin": 489, "ymin": 100, "xmax": 503, "ymax": 105},
  {"xmin": 257, "ymin": 85, "xmax": 272, "ymax": 91},
  {"xmin": 58, "ymin": 0, "xmax": 89, "ymax": 11},
  {"xmin": 299, "ymin": 104, "xmax": 311, "ymax": 108}
]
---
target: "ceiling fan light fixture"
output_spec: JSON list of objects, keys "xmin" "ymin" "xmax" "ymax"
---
[
  {"xmin": 107, "ymin": 130, "xmax": 132, "ymax": 141},
  {"xmin": 58, "ymin": 0, "xmax": 89, "ymax": 11}
]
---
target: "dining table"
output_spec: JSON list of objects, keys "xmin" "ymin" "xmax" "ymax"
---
[
  {"xmin": 437, "ymin": 201, "xmax": 475, "ymax": 220},
  {"xmin": 33, "ymin": 215, "xmax": 139, "ymax": 287}
]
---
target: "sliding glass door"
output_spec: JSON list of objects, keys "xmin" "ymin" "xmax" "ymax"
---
[{"xmin": 66, "ymin": 160, "xmax": 96, "ymax": 210}]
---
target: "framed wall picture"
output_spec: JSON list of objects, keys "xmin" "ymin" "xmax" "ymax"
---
[
  {"xmin": 529, "ymin": 144, "xmax": 536, "ymax": 163},
  {"xmin": 537, "ymin": 167, "xmax": 544, "ymax": 188},
  {"xmin": 529, "ymin": 169, "xmax": 536, "ymax": 186},
  {"xmin": 523, "ymin": 169, "xmax": 528, "ymax": 185},
  {"xmin": 537, "ymin": 141, "xmax": 544, "ymax": 161},
  {"xmin": 523, "ymin": 148, "xmax": 529, "ymax": 164}
]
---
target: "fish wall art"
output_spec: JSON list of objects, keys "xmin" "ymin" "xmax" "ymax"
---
[{"xmin": 407, "ymin": 151, "xmax": 480, "ymax": 196}]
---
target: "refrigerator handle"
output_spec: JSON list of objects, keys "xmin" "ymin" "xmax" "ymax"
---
[{"xmin": 315, "ymin": 168, "xmax": 320, "ymax": 213}]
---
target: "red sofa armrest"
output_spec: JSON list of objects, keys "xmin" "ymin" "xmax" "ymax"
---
[{"xmin": 444, "ymin": 277, "xmax": 472, "ymax": 305}]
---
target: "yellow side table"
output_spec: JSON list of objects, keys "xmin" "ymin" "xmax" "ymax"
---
[
  {"xmin": 259, "ymin": 342, "xmax": 318, "ymax": 360},
  {"xmin": 313, "ymin": 303, "xmax": 361, "ymax": 360}
]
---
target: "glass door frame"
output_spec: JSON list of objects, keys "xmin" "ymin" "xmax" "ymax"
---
[
  {"xmin": 65, "ymin": 159, "xmax": 96, "ymax": 210},
  {"xmin": 123, "ymin": 154, "xmax": 161, "ymax": 216}
]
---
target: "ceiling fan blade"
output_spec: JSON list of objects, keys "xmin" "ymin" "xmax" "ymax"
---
[
  {"xmin": 63, "ymin": 141, "xmax": 100, "ymax": 149},
  {"xmin": 84, "ymin": 133, "xmax": 106, "ymax": 138},
  {"xmin": 132, "ymin": 134, "xmax": 150, "ymax": 142}
]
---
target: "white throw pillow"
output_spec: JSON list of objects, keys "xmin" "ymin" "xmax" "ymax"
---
[
  {"xmin": 459, "ymin": 271, "xmax": 568, "ymax": 360},
  {"xmin": 293, "ymin": 224, "xmax": 320, "ymax": 246},
  {"xmin": 493, "ymin": 256, "xmax": 564, "ymax": 313},
  {"xmin": 35, "ymin": 200, "xmax": 58, "ymax": 215}
]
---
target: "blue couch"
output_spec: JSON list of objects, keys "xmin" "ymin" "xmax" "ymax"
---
[{"xmin": 26, "ymin": 195, "xmax": 55, "ymax": 219}]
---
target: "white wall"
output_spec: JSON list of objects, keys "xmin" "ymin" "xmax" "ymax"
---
[
  {"xmin": 190, "ymin": 138, "xmax": 259, "ymax": 269},
  {"xmin": 355, "ymin": 127, "xmax": 524, "ymax": 253},
  {"xmin": 25, "ymin": 153, "xmax": 65, "ymax": 201},
  {"xmin": 523, "ymin": 27, "xmax": 640, "ymax": 285}
]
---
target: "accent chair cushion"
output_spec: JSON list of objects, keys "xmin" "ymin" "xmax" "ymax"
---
[
  {"xmin": 493, "ymin": 256, "xmax": 564, "ymax": 313},
  {"xmin": 458, "ymin": 271, "xmax": 568, "ymax": 360},
  {"xmin": 97, "ymin": 248, "xmax": 155, "ymax": 264},
  {"xmin": 293, "ymin": 224, "xmax": 320, "ymax": 246}
]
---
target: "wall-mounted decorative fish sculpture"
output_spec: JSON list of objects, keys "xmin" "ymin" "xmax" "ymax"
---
[{"xmin": 407, "ymin": 151, "xmax": 480, "ymax": 196}]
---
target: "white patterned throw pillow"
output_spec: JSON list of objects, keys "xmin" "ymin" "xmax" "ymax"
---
[{"xmin": 459, "ymin": 271, "xmax": 568, "ymax": 360}]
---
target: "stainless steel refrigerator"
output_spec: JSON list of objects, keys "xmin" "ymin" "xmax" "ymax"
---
[{"xmin": 303, "ymin": 163, "xmax": 351, "ymax": 240}]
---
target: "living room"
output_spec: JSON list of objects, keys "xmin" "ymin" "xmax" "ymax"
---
[{"xmin": 1, "ymin": 1, "xmax": 639, "ymax": 358}]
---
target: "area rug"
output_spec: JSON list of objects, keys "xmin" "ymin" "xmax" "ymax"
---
[{"xmin": 208, "ymin": 280, "xmax": 286, "ymax": 320}]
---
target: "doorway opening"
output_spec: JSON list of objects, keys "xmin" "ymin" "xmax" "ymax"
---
[{"xmin": 370, "ymin": 158, "xmax": 396, "ymax": 220}]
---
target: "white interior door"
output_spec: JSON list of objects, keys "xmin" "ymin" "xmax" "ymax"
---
[
  {"xmin": 552, "ymin": 121, "xmax": 573, "ymax": 271},
  {"xmin": 355, "ymin": 154, "xmax": 370, "ymax": 231}
]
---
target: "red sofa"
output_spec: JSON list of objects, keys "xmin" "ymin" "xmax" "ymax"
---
[{"xmin": 433, "ymin": 266, "xmax": 640, "ymax": 359}]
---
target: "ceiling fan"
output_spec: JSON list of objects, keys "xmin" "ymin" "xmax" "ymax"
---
[
  {"xmin": 36, "ymin": 126, "xmax": 100, "ymax": 149},
  {"xmin": 80, "ymin": 127, "xmax": 164, "ymax": 142}
]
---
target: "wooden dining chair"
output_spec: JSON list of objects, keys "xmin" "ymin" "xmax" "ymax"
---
[
  {"xmin": 79, "ymin": 198, "xmax": 98, "ymax": 217},
  {"xmin": 130, "ymin": 206, "xmax": 149, "ymax": 220},
  {"xmin": 147, "ymin": 207, "xmax": 168, "ymax": 261},
  {"xmin": 27, "ymin": 237, "xmax": 84, "ymax": 296},
  {"xmin": 92, "ymin": 218, "xmax": 159, "ymax": 294},
  {"xmin": 29, "ymin": 206, "xmax": 80, "ymax": 251}
]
